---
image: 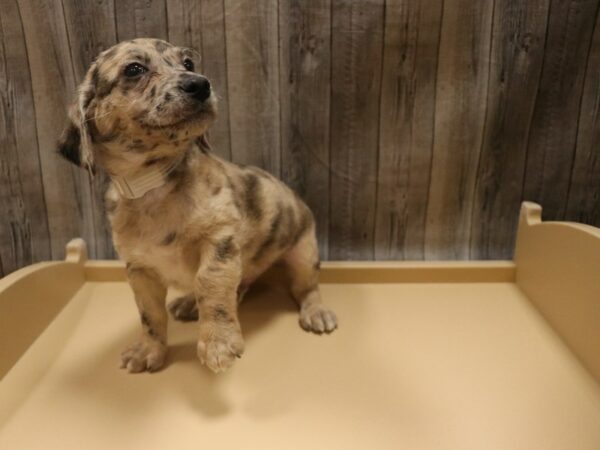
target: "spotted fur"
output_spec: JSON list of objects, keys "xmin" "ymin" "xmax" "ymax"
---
[{"xmin": 57, "ymin": 38, "xmax": 337, "ymax": 374}]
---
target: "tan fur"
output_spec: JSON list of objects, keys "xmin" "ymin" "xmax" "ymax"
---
[{"xmin": 59, "ymin": 38, "xmax": 337, "ymax": 373}]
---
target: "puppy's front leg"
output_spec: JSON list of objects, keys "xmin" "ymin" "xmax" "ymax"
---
[
  {"xmin": 195, "ymin": 234, "xmax": 244, "ymax": 373},
  {"xmin": 121, "ymin": 265, "xmax": 168, "ymax": 373}
]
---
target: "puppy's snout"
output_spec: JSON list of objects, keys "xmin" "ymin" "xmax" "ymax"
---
[{"xmin": 178, "ymin": 75, "xmax": 211, "ymax": 102}]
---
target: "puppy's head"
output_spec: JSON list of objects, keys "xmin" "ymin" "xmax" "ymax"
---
[{"xmin": 58, "ymin": 38, "xmax": 216, "ymax": 173}]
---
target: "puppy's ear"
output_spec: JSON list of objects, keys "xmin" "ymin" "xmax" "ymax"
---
[
  {"xmin": 57, "ymin": 66, "xmax": 97, "ymax": 172},
  {"xmin": 197, "ymin": 133, "xmax": 212, "ymax": 154},
  {"xmin": 57, "ymin": 119, "xmax": 83, "ymax": 166}
]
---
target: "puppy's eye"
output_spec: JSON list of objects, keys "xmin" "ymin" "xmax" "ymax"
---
[
  {"xmin": 183, "ymin": 58, "xmax": 195, "ymax": 72},
  {"xmin": 123, "ymin": 63, "xmax": 147, "ymax": 78}
]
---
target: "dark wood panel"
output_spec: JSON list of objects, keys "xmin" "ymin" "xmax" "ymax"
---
[
  {"xmin": 2, "ymin": 0, "xmax": 600, "ymax": 277},
  {"xmin": 329, "ymin": 0, "xmax": 385, "ymax": 260},
  {"xmin": 470, "ymin": 0, "xmax": 550, "ymax": 259},
  {"xmin": 18, "ymin": 0, "xmax": 97, "ymax": 261},
  {"xmin": 425, "ymin": 0, "xmax": 495, "ymax": 259},
  {"xmin": 166, "ymin": 0, "xmax": 232, "ymax": 160},
  {"xmin": 523, "ymin": 0, "xmax": 600, "ymax": 220},
  {"xmin": 566, "ymin": 8, "xmax": 600, "ymax": 226},
  {"xmin": 0, "ymin": 0, "xmax": 51, "ymax": 275},
  {"xmin": 279, "ymin": 0, "xmax": 331, "ymax": 259},
  {"xmin": 374, "ymin": 0, "xmax": 443, "ymax": 260},
  {"xmin": 115, "ymin": 0, "xmax": 168, "ymax": 41},
  {"xmin": 62, "ymin": 0, "xmax": 118, "ymax": 259},
  {"xmin": 223, "ymin": 0, "xmax": 280, "ymax": 173}
]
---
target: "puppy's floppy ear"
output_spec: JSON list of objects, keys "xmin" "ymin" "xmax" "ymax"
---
[
  {"xmin": 58, "ymin": 118, "xmax": 83, "ymax": 166},
  {"xmin": 57, "ymin": 66, "xmax": 96, "ymax": 172}
]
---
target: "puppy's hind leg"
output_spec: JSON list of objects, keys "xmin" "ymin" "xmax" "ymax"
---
[
  {"xmin": 283, "ymin": 227, "xmax": 337, "ymax": 334},
  {"xmin": 168, "ymin": 294, "xmax": 198, "ymax": 322}
]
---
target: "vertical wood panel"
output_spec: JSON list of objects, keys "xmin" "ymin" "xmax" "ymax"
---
[
  {"xmin": 424, "ymin": 0, "xmax": 494, "ymax": 259},
  {"xmin": 115, "ymin": 0, "xmax": 168, "ymax": 41},
  {"xmin": 523, "ymin": 0, "xmax": 600, "ymax": 220},
  {"xmin": 224, "ymin": 0, "xmax": 280, "ymax": 173},
  {"xmin": 18, "ymin": 0, "xmax": 97, "ymax": 261},
  {"xmin": 62, "ymin": 0, "xmax": 118, "ymax": 259},
  {"xmin": 0, "ymin": 0, "xmax": 51, "ymax": 275},
  {"xmin": 566, "ymin": 8, "xmax": 600, "ymax": 226},
  {"xmin": 279, "ymin": 0, "xmax": 331, "ymax": 258},
  {"xmin": 3, "ymin": 1, "xmax": 600, "ymax": 277},
  {"xmin": 470, "ymin": 0, "xmax": 550, "ymax": 259},
  {"xmin": 374, "ymin": 0, "xmax": 442, "ymax": 260},
  {"xmin": 329, "ymin": 0, "xmax": 385, "ymax": 260},
  {"xmin": 166, "ymin": 0, "xmax": 232, "ymax": 160}
]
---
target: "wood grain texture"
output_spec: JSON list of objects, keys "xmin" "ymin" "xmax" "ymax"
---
[
  {"xmin": 166, "ymin": 0, "xmax": 231, "ymax": 160},
  {"xmin": 0, "ymin": 0, "xmax": 51, "ymax": 275},
  {"xmin": 523, "ymin": 0, "xmax": 600, "ymax": 220},
  {"xmin": 566, "ymin": 7, "xmax": 600, "ymax": 226},
  {"xmin": 115, "ymin": 0, "xmax": 168, "ymax": 41},
  {"xmin": 17, "ymin": 0, "xmax": 97, "ymax": 261},
  {"xmin": 329, "ymin": 0, "xmax": 385, "ymax": 260},
  {"xmin": 470, "ymin": 0, "xmax": 550, "ymax": 259},
  {"xmin": 1, "ymin": 0, "xmax": 600, "ymax": 277},
  {"xmin": 224, "ymin": 0, "xmax": 280, "ymax": 173},
  {"xmin": 374, "ymin": 0, "xmax": 443, "ymax": 260},
  {"xmin": 424, "ymin": 0, "xmax": 495, "ymax": 260},
  {"xmin": 279, "ymin": 0, "xmax": 331, "ymax": 259},
  {"xmin": 62, "ymin": 0, "xmax": 118, "ymax": 259}
]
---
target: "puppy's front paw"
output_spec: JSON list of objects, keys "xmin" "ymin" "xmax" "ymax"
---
[
  {"xmin": 197, "ymin": 324, "xmax": 245, "ymax": 373},
  {"xmin": 168, "ymin": 295, "xmax": 198, "ymax": 322},
  {"xmin": 300, "ymin": 303, "xmax": 338, "ymax": 334},
  {"xmin": 120, "ymin": 340, "xmax": 167, "ymax": 373}
]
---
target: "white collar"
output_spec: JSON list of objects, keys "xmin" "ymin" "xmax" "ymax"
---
[{"xmin": 111, "ymin": 153, "xmax": 186, "ymax": 199}]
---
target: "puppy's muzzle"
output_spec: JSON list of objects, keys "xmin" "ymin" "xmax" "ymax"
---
[{"xmin": 179, "ymin": 74, "xmax": 211, "ymax": 102}]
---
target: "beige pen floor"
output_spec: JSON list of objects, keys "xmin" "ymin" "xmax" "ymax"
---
[{"xmin": 1, "ymin": 278, "xmax": 599, "ymax": 450}]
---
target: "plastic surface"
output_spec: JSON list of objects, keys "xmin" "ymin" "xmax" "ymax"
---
[{"xmin": 0, "ymin": 203, "xmax": 599, "ymax": 449}]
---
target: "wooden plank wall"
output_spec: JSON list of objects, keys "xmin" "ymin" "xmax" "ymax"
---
[{"xmin": 1, "ymin": 0, "xmax": 599, "ymax": 276}]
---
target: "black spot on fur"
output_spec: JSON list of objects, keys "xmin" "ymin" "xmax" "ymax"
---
[
  {"xmin": 161, "ymin": 231, "xmax": 177, "ymax": 246},
  {"xmin": 243, "ymin": 173, "xmax": 262, "ymax": 220},
  {"xmin": 291, "ymin": 207, "xmax": 312, "ymax": 245},
  {"xmin": 253, "ymin": 206, "xmax": 283, "ymax": 261},
  {"xmin": 144, "ymin": 156, "xmax": 167, "ymax": 167},
  {"xmin": 212, "ymin": 185, "xmax": 222, "ymax": 196},
  {"xmin": 128, "ymin": 139, "xmax": 145, "ymax": 151},
  {"xmin": 164, "ymin": 92, "xmax": 172, "ymax": 103},
  {"xmin": 91, "ymin": 67, "xmax": 117, "ymax": 100},
  {"xmin": 154, "ymin": 40, "xmax": 170, "ymax": 53},
  {"xmin": 149, "ymin": 86, "xmax": 156, "ymax": 98},
  {"xmin": 211, "ymin": 305, "xmax": 232, "ymax": 323},
  {"xmin": 57, "ymin": 123, "xmax": 81, "ymax": 166},
  {"xmin": 140, "ymin": 311, "xmax": 163, "ymax": 342},
  {"xmin": 168, "ymin": 132, "xmax": 176, "ymax": 140},
  {"xmin": 140, "ymin": 312, "xmax": 151, "ymax": 328},
  {"xmin": 277, "ymin": 205, "xmax": 297, "ymax": 248},
  {"xmin": 215, "ymin": 235, "xmax": 237, "ymax": 261}
]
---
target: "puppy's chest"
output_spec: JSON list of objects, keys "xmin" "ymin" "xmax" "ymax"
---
[
  {"xmin": 143, "ymin": 242, "xmax": 196, "ymax": 289},
  {"xmin": 112, "ymin": 208, "xmax": 201, "ymax": 289}
]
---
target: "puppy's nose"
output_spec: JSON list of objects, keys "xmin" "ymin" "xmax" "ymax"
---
[{"xmin": 178, "ymin": 75, "xmax": 211, "ymax": 102}]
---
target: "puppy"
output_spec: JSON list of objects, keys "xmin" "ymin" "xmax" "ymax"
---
[{"xmin": 57, "ymin": 38, "xmax": 337, "ymax": 373}]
